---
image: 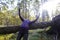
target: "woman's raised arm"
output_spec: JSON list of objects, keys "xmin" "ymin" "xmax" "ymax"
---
[
  {"xmin": 18, "ymin": 3, "xmax": 25, "ymax": 22},
  {"xmin": 29, "ymin": 14, "xmax": 40, "ymax": 24}
]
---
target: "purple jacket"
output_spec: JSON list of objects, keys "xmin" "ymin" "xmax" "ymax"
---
[{"xmin": 20, "ymin": 19, "xmax": 30, "ymax": 30}]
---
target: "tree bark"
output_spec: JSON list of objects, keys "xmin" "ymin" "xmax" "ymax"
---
[{"xmin": 0, "ymin": 22, "xmax": 51, "ymax": 34}]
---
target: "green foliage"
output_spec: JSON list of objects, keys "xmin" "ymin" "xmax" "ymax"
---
[{"xmin": 0, "ymin": 34, "xmax": 14, "ymax": 40}]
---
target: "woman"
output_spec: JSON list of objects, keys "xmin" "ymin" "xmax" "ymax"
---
[{"xmin": 17, "ymin": 3, "xmax": 40, "ymax": 40}]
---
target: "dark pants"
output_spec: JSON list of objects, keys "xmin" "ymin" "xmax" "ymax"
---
[{"xmin": 16, "ymin": 29, "xmax": 28, "ymax": 40}]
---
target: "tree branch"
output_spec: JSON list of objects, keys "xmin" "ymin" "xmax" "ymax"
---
[{"xmin": 0, "ymin": 22, "xmax": 51, "ymax": 34}]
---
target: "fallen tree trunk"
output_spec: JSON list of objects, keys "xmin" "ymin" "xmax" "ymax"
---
[{"xmin": 0, "ymin": 22, "xmax": 51, "ymax": 34}]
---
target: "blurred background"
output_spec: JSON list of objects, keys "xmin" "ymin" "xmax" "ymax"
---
[{"xmin": 0, "ymin": 0, "xmax": 60, "ymax": 40}]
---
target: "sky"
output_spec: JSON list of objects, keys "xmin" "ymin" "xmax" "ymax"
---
[
  {"xmin": 28, "ymin": 0, "xmax": 60, "ymax": 20},
  {"xmin": 0, "ymin": 0, "xmax": 60, "ymax": 20},
  {"xmin": 39, "ymin": 0, "xmax": 60, "ymax": 20}
]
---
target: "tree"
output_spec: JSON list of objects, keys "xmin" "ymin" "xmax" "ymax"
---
[{"xmin": 0, "ymin": 21, "xmax": 51, "ymax": 34}]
